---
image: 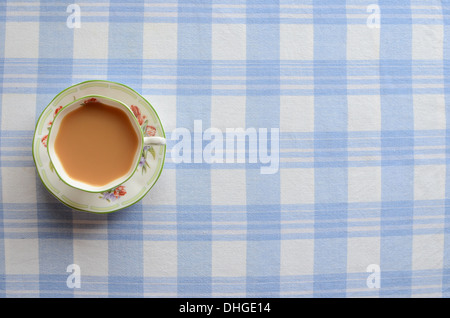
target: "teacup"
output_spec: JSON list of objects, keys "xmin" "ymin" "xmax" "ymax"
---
[{"xmin": 47, "ymin": 95, "xmax": 166, "ymax": 193}]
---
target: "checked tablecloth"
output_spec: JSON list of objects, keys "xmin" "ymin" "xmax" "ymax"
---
[{"xmin": 0, "ymin": 0, "xmax": 449, "ymax": 298}]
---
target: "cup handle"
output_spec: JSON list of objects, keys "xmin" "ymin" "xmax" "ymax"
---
[{"xmin": 144, "ymin": 136, "xmax": 166, "ymax": 145}]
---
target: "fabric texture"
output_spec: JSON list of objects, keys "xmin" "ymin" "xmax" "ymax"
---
[{"xmin": 0, "ymin": 0, "xmax": 449, "ymax": 297}]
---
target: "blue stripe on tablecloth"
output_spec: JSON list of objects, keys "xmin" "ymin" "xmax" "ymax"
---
[
  {"xmin": 245, "ymin": 0, "xmax": 281, "ymax": 297},
  {"xmin": 105, "ymin": 0, "xmax": 145, "ymax": 298},
  {"xmin": 0, "ymin": 199, "xmax": 448, "ymax": 242},
  {"xmin": 3, "ymin": 129, "xmax": 450, "ymax": 137},
  {"xmin": 0, "ymin": 269, "xmax": 445, "ymax": 297},
  {"xmin": 0, "ymin": 0, "xmax": 5, "ymax": 299},
  {"xmin": 35, "ymin": 1, "xmax": 75, "ymax": 297},
  {"xmin": 176, "ymin": 0, "xmax": 213, "ymax": 297},
  {"xmin": 107, "ymin": 206, "xmax": 145, "ymax": 297},
  {"xmin": 0, "ymin": 4, "xmax": 446, "ymax": 25},
  {"xmin": 3, "ymin": 85, "xmax": 446, "ymax": 96},
  {"xmin": 2, "ymin": 131, "xmax": 450, "ymax": 171},
  {"xmin": 1, "ymin": 58, "xmax": 447, "ymax": 97},
  {"xmin": 312, "ymin": 0, "xmax": 348, "ymax": 297},
  {"xmin": 379, "ymin": 0, "xmax": 414, "ymax": 298},
  {"xmin": 443, "ymin": 4, "xmax": 450, "ymax": 298}
]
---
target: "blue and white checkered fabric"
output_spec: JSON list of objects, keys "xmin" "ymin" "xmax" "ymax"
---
[{"xmin": 1, "ymin": 0, "xmax": 449, "ymax": 298}]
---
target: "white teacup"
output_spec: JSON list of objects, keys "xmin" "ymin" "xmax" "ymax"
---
[{"xmin": 47, "ymin": 95, "xmax": 166, "ymax": 193}]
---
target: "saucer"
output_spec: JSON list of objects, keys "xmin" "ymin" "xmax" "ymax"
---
[{"xmin": 32, "ymin": 80, "xmax": 166, "ymax": 213}]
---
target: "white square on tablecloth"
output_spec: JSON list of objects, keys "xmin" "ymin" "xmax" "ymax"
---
[
  {"xmin": 348, "ymin": 167, "xmax": 381, "ymax": 203},
  {"xmin": 280, "ymin": 239, "xmax": 314, "ymax": 276},
  {"xmin": 348, "ymin": 95, "xmax": 381, "ymax": 132},
  {"xmin": 2, "ymin": 93, "xmax": 36, "ymax": 131},
  {"xmin": 144, "ymin": 241, "xmax": 177, "ymax": 277},
  {"xmin": 280, "ymin": 96, "xmax": 314, "ymax": 132},
  {"xmin": 73, "ymin": 239, "xmax": 108, "ymax": 277},
  {"xmin": 211, "ymin": 169, "xmax": 246, "ymax": 205},
  {"xmin": 2, "ymin": 167, "xmax": 36, "ymax": 204},
  {"xmin": 212, "ymin": 241, "xmax": 246, "ymax": 277},
  {"xmin": 212, "ymin": 24, "xmax": 246, "ymax": 60},
  {"xmin": 412, "ymin": 234, "xmax": 444, "ymax": 271},
  {"xmin": 346, "ymin": 25, "xmax": 380, "ymax": 60},
  {"xmin": 5, "ymin": 22, "xmax": 39, "ymax": 58},
  {"xmin": 142, "ymin": 168, "xmax": 176, "ymax": 206},
  {"xmin": 413, "ymin": 94, "xmax": 445, "ymax": 131},
  {"xmin": 281, "ymin": 168, "xmax": 314, "ymax": 205},
  {"xmin": 280, "ymin": 24, "xmax": 313, "ymax": 61},
  {"xmin": 414, "ymin": 165, "xmax": 445, "ymax": 201},
  {"xmin": 5, "ymin": 239, "xmax": 39, "ymax": 275},
  {"xmin": 211, "ymin": 96, "xmax": 246, "ymax": 131},
  {"xmin": 347, "ymin": 237, "xmax": 380, "ymax": 273},
  {"xmin": 412, "ymin": 25, "xmax": 443, "ymax": 60},
  {"xmin": 146, "ymin": 95, "xmax": 176, "ymax": 133},
  {"xmin": 143, "ymin": 23, "xmax": 178, "ymax": 60},
  {"xmin": 73, "ymin": 23, "xmax": 109, "ymax": 59}
]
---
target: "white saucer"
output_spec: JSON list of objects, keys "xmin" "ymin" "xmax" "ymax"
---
[{"xmin": 32, "ymin": 80, "xmax": 166, "ymax": 213}]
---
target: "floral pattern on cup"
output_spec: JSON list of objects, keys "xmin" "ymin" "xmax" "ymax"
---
[
  {"xmin": 99, "ymin": 185, "xmax": 127, "ymax": 202},
  {"xmin": 41, "ymin": 105, "xmax": 63, "ymax": 148},
  {"xmin": 41, "ymin": 105, "xmax": 63, "ymax": 173},
  {"xmin": 131, "ymin": 104, "xmax": 157, "ymax": 174},
  {"xmin": 80, "ymin": 97, "xmax": 97, "ymax": 106}
]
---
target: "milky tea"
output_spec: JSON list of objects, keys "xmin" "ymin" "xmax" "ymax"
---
[{"xmin": 54, "ymin": 100, "xmax": 140, "ymax": 187}]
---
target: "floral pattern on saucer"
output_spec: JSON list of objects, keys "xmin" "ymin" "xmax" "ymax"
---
[{"xmin": 99, "ymin": 185, "xmax": 127, "ymax": 202}]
